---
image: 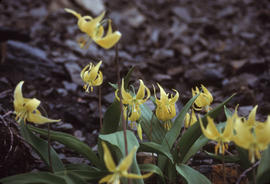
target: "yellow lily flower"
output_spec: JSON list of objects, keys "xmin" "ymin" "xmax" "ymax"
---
[
  {"xmin": 99, "ymin": 142, "xmax": 152, "ymax": 184},
  {"xmin": 115, "ymin": 79, "xmax": 150, "ymax": 122},
  {"xmin": 13, "ymin": 81, "xmax": 60, "ymax": 124},
  {"xmin": 192, "ymin": 84, "xmax": 213, "ymax": 112},
  {"xmin": 232, "ymin": 107, "xmax": 270, "ymax": 163},
  {"xmin": 65, "ymin": 8, "xmax": 121, "ymax": 49},
  {"xmin": 154, "ymin": 84, "xmax": 179, "ymax": 123},
  {"xmin": 199, "ymin": 116, "xmax": 233, "ymax": 154},
  {"xmin": 184, "ymin": 109, "xmax": 197, "ymax": 128},
  {"xmin": 80, "ymin": 61, "xmax": 103, "ymax": 92}
]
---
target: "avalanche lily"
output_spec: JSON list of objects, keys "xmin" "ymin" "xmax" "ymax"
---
[
  {"xmin": 99, "ymin": 142, "xmax": 152, "ymax": 184},
  {"xmin": 154, "ymin": 84, "xmax": 179, "ymax": 125},
  {"xmin": 13, "ymin": 81, "xmax": 60, "ymax": 124},
  {"xmin": 185, "ymin": 109, "xmax": 197, "ymax": 128},
  {"xmin": 199, "ymin": 116, "xmax": 233, "ymax": 154},
  {"xmin": 65, "ymin": 8, "xmax": 121, "ymax": 49},
  {"xmin": 192, "ymin": 84, "xmax": 213, "ymax": 112},
  {"xmin": 80, "ymin": 61, "xmax": 103, "ymax": 92}
]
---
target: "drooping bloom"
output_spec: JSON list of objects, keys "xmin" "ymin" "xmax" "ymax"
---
[
  {"xmin": 13, "ymin": 81, "xmax": 60, "ymax": 124},
  {"xmin": 80, "ymin": 61, "xmax": 103, "ymax": 92},
  {"xmin": 115, "ymin": 79, "xmax": 150, "ymax": 140},
  {"xmin": 199, "ymin": 116, "xmax": 233, "ymax": 154},
  {"xmin": 99, "ymin": 142, "xmax": 152, "ymax": 184},
  {"xmin": 65, "ymin": 8, "xmax": 121, "ymax": 49},
  {"xmin": 154, "ymin": 84, "xmax": 179, "ymax": 128},
  {"xmin": 232, "ymin": 106, "xmax": 270, "ymax": 163},
  {"xmin": 184, "ymin": 109, "xmax": 197, "ymax": 128},
  {"xmin": 192, "ymin": 84, "xmax": 213, "ymax": 112}
]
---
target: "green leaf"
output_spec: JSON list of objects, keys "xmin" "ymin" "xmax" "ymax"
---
[
  {"xmin": 140, "ymin": 103, "xmax": 166, "ymax": 144},
  {"xmin": 139, "ymin": 164, "xmax": 165, "ymax": 183},
  {"xmin": 29, "ymin": 125, "xmax": 103, "ymax": 168},
  {"xmin": 256, "ymin": 146, "xmax": 270, "ymax": 184},
  {"xmin": 139, "ymin": 142, "xmax": 174, "ymax": 163},
  {"xmin": 55, "ymin": 171, "xmax": 88, "ymax": 184},
  {"xmin": 0, "ymin": 172, "xmax": 66, "ymax": 184},
  {"xmin": 176, "ymin": 164, "xmax": 211, "ymax": 184},
  {"xmin": 178, "ymin": 94, "xmax": 235, "ymax": 162},
  {"xmin": 101, "ymin": 99, "xmax": 121, "ymax": 134},
  {"xmin": 20, "ymin": 123, "xmax": 65, "ymax": 172},
  {"xmin": 99, "ymin": 130, "xmax": 143, "ymax": 184},
  {"xmin": 182, "ymin": 135, "xmax": 209, "ymax": 163},
  {"xmin": 204, "ymin": 151, "xmax": 240, "ymax": 162},
  {"xmin": 224, "ymin": 105, "xmax": 233, "ymax": 119},
  {"xmin": 109, "ymin": 82, "xmax": 118, "ymax": 90}
]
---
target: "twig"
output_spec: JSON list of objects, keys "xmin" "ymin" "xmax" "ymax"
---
[{"xmin": 236, "ymin": 161, "xmax": 260, "ymax": 184}]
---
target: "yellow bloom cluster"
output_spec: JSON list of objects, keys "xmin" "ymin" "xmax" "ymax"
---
[
  {"xmin": 14, "ymin": 81, "xmax": 60, "ymax": 124},
  {"xmin": 65, "ymin": 9, "xmax": 121, "ymax": 49},
  {"xmin": 200, "ymin": 106, "xmax": 270, "ymax": 163}
]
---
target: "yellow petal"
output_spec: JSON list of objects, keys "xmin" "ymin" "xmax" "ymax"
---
[
  {"xmin": 83, "ymin": 11, "xmax": 105, "ymax": 37},
  {"xmin": 27, "ymin": 110, "xmax": 60, "ymax": 124},
  {"xmin": 136, "ymin": 80, "xmax": 146, "ymax": 100},
  {"xmin": 89, "ymin": 61, "xmax": 102, "ymax": 82},
  {"xmin": 184, "ymin": 113, "xmax": 191, "ymax": 128},
  {"xmin": 121, "ymin": 79, "xmax": 132, "ymax": 104},
  {"xmin": 14, "ymin": 81, "xmax": 25, "ymax": 111},
  {"xmin": 92, "ymin": 71, "xmax": 103, "ymax": 86},
  {"xmin": 199, "ymin": 116, "xmax": 219, "ymax": 140},
  {"xmin": 80, "ymin": 63, "xmax": 90, "ymax": 80},
  {"xmin": 246, "ymin": 105, "xmax": 258, "ymax": 126},
  {"xmin": 222, "ymin": 116, "xmax": 233, "ymax": 140},
  {"xmin": 170, "ymin": 89, "xmax": 179, "ymax": 104},
  {"xmin": 129, "ymin": 105, "xmax": 141, "ymax": 122},
  {"xmin": 201, "ymin": 84, "xmax": 213, "ymax": 104},
  {"xmin": 123, "ymin": 172, "xmax": 153, "ymax": 179},
  {"xmin": 99, "ymin": 174, "xmax": 114, "ymax": 184},
  {"xmin": 157, "ymin": 83, "xmax": 168, "ymax": 103},
  {"xmin": 25, "ymin": 98, "xmax": 40, "ymax": 112},
  {"xmin": 118, "ymin": 146, "xmax": 137, "ymax": 172},
  {"xmin": 137, "ymin": 123, "xmax": 143, "ymax": 140},
  {"xmin": 65, "ymin": 8, "xmax": 81, "ymax": 19},
  {"xmin": 95, "ymin": 31, "xmax": 121, "ymax": 49},
  {"xmin": 102, "ymin": 142, "xmax": 116, "ymax": 172},
  {"xmin": 233, "ymin": 118, "xmax": 253, "ymax": 149}
]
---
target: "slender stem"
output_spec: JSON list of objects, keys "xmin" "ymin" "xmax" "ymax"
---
[
  {"xmin": 222, "ymin": 154, "xmax": 226, "ymax": 184},
  {"xmin": 98, "ymin": 86, "xmax": 103, "ymax": 129},
  {"xmin": 114, "ymin": 44, "xmax": 128, "ymax": 156},
  {"xmin": 252, "ymin": 166, "xmax": 256, "ymax": 184},
  {"xmin": 236, "ymin": 161, "xmax": 259, "ymax": 184},
  {"xmin": 47, "ymin": 123, "xmax": 53, "ymax": 172}
]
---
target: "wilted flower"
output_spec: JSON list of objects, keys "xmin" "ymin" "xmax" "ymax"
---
[
  {"xmin": 80, "ymin": 61, "xmax": 103, "ymax": 92},
  {"xmin": 65, "ymin": 8, "xmax": 121, "ymax": 49},
  {"xmin": 14, "ymin": 81, "xmax": 60, "ymax": 124},
  {"xmin": 154, "ymin": 84, "xmax": 179, "ymax": 126},
  {"xmin": 199, "ymin": 116, "xmax": 233, "ymax": 154},
  {"xmin": 192, "ymin": 84, "xmax": 213, "ymax": 112},
  {"xmin": 184, "ymin": 109, "xmax": 197, "ymax": 128},
  {"xmin": 99, "ymin": 142, "xmax": 152, "ymax": 184},
  {"xmin": 232, "ymin": 106, "xmax": 270, "ymax": 163}
]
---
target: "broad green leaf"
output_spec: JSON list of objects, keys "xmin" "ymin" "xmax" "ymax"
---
[
  {"xmin": 55, "ymin": 171, "xmax": 88, "ymax": 184},
  {"xmin": 182, "ymin": 135, "xmax": 208, "ymax": 163},
  {"xmin": 176, "ymin": 164, "xmax": 211, "ymax": 184},
  {"xmin": 0, "ymin": 172, "xmax": 66, "ymax": 184},
  {"xmin": 139, "ymin": 142, "xmax": 173, "ymax": 163},
  {"xmin": 101, "ymin": 99, "xmax": 121, "ymax": 134},
  {"xmin": 139, "ymin": 164, "xmax": 165, "ymax": 183},
  {"xmin": 29, "ymin": 125, "xmax": 103, "ymax": 168},
  {"xmin": 204, "ymin": 151, "xmax": 240, "ymax": 162},
  {"xmin": 99, "ymin": 130, "xmax": 143, "ymax": 184},
  {"xmin": 140, "ymin": 103, "xmax": 166, "ymax": 144},
  {"xmin": 20, "ymin": 123, "xmax": 65, "ymax": 172},
  {"xmin": 256, "ymin": 146, "xmax": 270, "ymax": 184},
  {"xmin": 178, "ymin": 94, "xmax": 235, "ymax": 162},
  {"xmin": 65, "ymin": 164, "xmax": 107, "ymax": 182}
]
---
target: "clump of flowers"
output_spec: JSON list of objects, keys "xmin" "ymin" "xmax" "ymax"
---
[
  {"xmin": 153, "ymin": 83, "xmax": 179, "ymax": 130},
  {"xmin": 115, "ymin": 79, "xmax": 150, "ymax": 140},
  {"xmin": 192, "ymin": 84, "xmax": 213, "ymax": 112},
  {"xmin": 80, "ymin": 60, "xmax": 103, "ymax": 92},
  {"xmin": 14, "ymin": 81, "xmax": 60, "ymax": 124},
  {"xmin": 99, "ymin": 142, "xmax": 152, "ymax": 184},
  {"xmin": 65, "ymin": 8, "xmax": 121, "ymax": 49}
]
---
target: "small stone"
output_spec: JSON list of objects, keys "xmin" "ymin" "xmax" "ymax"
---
[
  {"xmin": 74, "ymin": 0, "xmax": 105, "ymax": 16},
  {"xmin": 190, "ymin": 51, "xmax": 209, "ymax": 63},
  {"xmin": 62, "ymin": 81, "xmax": 78, "ymax": 92},
  {"xmin": 172, "ymin": 7, "xmax": 192, "ymax": 23},
  {"xmin": 56, "ymin": 88, "xmax": 68, "ymax": 97},
  {"xmin": 64, "ymin": 62, "xmax": 83, "ymax": 85},
  {"xmin": 153, "ymin": 49, "xmax": 174, "ymax": 60},
  {"xmin": 122, "ymin": 8, "xmax": 145, "ymax": 28}
]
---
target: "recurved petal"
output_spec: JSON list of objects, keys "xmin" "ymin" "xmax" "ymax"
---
[
  {"xmin": 157, "ymin": 83, "xmax": 168, "ymax": 102},
  {"xmin": 247, "ymin": 105, "xmax": 258, "ymax": 126},
  {"xmin": 121, "ymin": 79, "xmax": 132, "ymax": 103},
  {"xmin": 199, "ymin": 116, "xmax": 219, "ymax": 140},
  {"xmin": 27, "ymin": 110, "xmax": 60, "ymax": 124},
  {"xmin": 222, "ymin": 116, "xmax": 233, "ymax": 140},
  {"xmin": 65, "ymin": 8, "xmax": 81, "ymax": 19},
  {"xmin": 80, "ymin": 64, "xmax": 90, "ymax": 80},
  {"xmin": 255, "ymin": 119, "xmax": 270, "ymax": 148},
  {"xmin": 118, "ymin": 146, "xmax": 137, "ymax": 172},
  {"xmin": 123, "ymin": 172, "xmax": 153, "ymax": 179},
  {"xmin": 201, "ymin": 84, "xmax": 213, "ymax": 103},
  {"xmin": 85, "ymin": 11, "xmax": 105, "ymax": 37},
  {"xmin": 233, "ymin": 119, "xmax": 253, "ymax": 149},
  {"xmin": 93, "ymin": 71, "xmax": 103, "ymax": 86},
  {"xmin": 89, "ymin": 61, "xmax": 102, "ymax": 82},
  {"xmin": 102, "ymin": 142, "xmax": 116, "ymax": 172},
  {"xmin": 136, "ymin": 80, "xmax": 146, "ymax": 100},
  {"xmin": 25, "ymin": 98, "xmax": 40, "ymax": 112},
  {"xmin": 95, "ymin": 31, "xmax": 122, "ymax": 49},
  {"xmin": 137, "ymin": 123, "xmax": 143, "ymax": 140},
  {"xmin": 14, "ymin": 81, "xmax": 25, "ymax": 109},
  {"xmin": 170, "ymin": 89, "xmax": 179, "ymax": 104},
  {"xmin": 99, "ymin": 174, "xmax": 114, "ymax": 184}
]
